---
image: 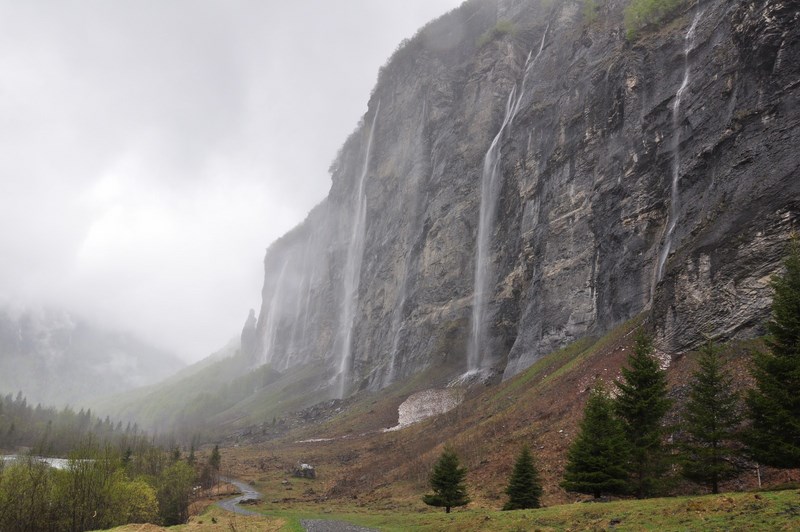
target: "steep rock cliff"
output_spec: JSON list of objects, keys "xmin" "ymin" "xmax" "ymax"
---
[{"xmin": 243, "ymin": 0, "xmax": 799, "ymax": 397}]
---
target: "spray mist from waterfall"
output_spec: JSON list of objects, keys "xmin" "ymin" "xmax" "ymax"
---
[
  {"xmin": 383, "ymin": 103, "xmax": 430, "ymax": 388},
  {"xmin": 467, "ymin": 25, "xmax": 548, "ymax": 373},
  {"xmin": 337, "ymin": 102, "xmax": 381, "ymax": 398},
  {"xmin": 261, "ymin": 259, "xmax": 289, "ymax": 366},
  {"xmin": 655, "ymin": 11, "xmax": 703, "ymax": 285}
]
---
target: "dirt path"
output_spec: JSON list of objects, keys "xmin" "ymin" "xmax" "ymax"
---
[
  {"xmin": 217, "ymin": 477, "xmax": 377, "ymax": 530},
  {"xmin": 300, "ymin": 520, "xmax": 378, "ymax": 532},
  {"xmin": 217, "ymin": 477, "xmax": 262, "ymax": 516}
]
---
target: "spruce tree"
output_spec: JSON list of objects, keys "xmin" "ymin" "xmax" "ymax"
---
[
  {"xmin": 422, "ymin": 446, "xmax": 470, "ymax": 513},
  {"xmin": 615, "ymin": 329, "xmax": 672, "ymax": 498},
  {"xmin": 745, "ymin": 237, "xmax": 800, "ymax": 468},
  {"xmin": 681, "ymin": 338, "xmax": 742, "ymax": 493},
  {"xmin": 209, "ymin": 444, "xmax": 221, "ymax": 488},
  {"xmin": 503, "ymin": 445, "xmax": 543, "ymax": 510},
  {"xmin": 561, "ymin": 383, "xmax": 629, "ymax": 499}
]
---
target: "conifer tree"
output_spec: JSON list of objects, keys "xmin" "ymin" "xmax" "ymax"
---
[
  {"xmin": 422, "ymin": 446, "xmax": 470, "ymax": 513},
  {"xmin": 209, "ymin": 444, "xmax": 221, "ymax": 488},
  {"xmin": 745, "ymin": 237, "xmax": 800, "ymax": 468},
  {"xmin": 615, "ymin": 329, "xmax": 672, "ymax": 498},
  {"xmin": 561, "ymin": 384, "xmax": 629, "ymax": 499},
  {"xmin": 503, "ymin": 445, "xmax": 542, "ymax": 510},
  {"xmin": 209, "ymin": 444, "xmax": 221, "ymax": 471},
  {"xmin": 680, "ymin": 338, "xmax": 741, "ymax": 493}
]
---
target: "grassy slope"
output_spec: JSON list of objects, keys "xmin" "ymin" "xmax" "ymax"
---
[
  {"xmin": 213, "ymin": 315, "xmax": 798, "ymax": 524},
  {"xmin": 106, "ymin": 316, "xmax": 800, "ymax": 531}
]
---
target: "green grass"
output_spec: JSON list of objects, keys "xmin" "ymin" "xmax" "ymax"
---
[{"xmin": 248, "ymin": 489, "xmax": 800, "ymax": 531}]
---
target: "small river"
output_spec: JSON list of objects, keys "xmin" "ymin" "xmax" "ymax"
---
[{"xmin": 2, "ymin": 455, "xmax": 81, "ymax": 470}]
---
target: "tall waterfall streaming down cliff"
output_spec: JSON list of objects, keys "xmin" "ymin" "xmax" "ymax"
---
[
  {"xmin": 383, "ymin": 102, "xmax": 429, "ymax": 388},
  {"xmin": 285, "ymin": 233, "xmax": 317, "ymax": 370},
  {"xmin": 337, "ymin": 102, "xmax": 380, "ymax": 398},
  {"xmin": 656, "ymin": 10, "xmax": 704, "ymax": 285},
  {"xmin": 467, "ymin": 25, "xmax": 548, "ymax": 373},
  {"xmin": 261, "ymin": 259, "xmax": 289, "ymax": 366}
]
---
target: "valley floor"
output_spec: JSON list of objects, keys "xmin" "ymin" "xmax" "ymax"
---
[{"xmin": 108, "ymin": 488, "xmax": 800, "ymax": 531}]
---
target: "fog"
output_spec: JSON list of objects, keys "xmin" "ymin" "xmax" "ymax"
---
[{"xmin": 0, "ymin": 0, "xmax": 462, "ymax": 362}]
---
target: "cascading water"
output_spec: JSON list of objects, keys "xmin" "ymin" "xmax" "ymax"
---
[
  {"xmin": 261, "ymin": 259, "xmax": 289, "ymax": 366},
  {"xmin": 467, "ymin": 26, "xmax": 548, "ymax": 373},
  {"xmin": 382, "ymin": 103, "xmax": 429, "ymax": 388},
  {"xmin": 336, "ymin": 102, "xmax": 380, "ymax": 398},
  {"xmin": 655, "ymin": 11, "xmax": 703, "ymax": 284},
  {"xmin": 285, "ymin": 233, "xmax": 316, "ymax": 369}
]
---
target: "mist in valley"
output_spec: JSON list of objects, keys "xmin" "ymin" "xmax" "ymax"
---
[{"xmin": 0, "ymin": 0, "xmax": 461, "ymax": 410}]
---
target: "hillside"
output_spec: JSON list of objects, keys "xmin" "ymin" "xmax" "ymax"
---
[{"xmin": 190, "ymin": 317, "xmax": 798, "ymax": 524}]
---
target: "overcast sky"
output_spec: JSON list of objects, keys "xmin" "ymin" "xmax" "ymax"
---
[{"xmin": 0, "ymin": 0, "xmax": 462, "ymax": 363}]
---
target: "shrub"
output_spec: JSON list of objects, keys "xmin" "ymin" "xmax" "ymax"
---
[
  {"xmin": 477, "ymin": 20, "xmax": 515, "ymax": 48},
  {"xmin": 623, "ymin": 0, "xmax": 686, "ymax": 40}
]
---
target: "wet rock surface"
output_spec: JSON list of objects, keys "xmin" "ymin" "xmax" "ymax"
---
[{"xmin": 247, "ymin": 0, "xmax": 799, "ymax": 394}]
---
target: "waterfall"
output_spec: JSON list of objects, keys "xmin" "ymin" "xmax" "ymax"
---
[
  {"xmin": 656, "ymin": 11, "xmax": 703, "ymax": 284},
  {"xmin": 336, "ymin": 102, "xmax": 381, "ymax": 398},
  {"xmin": 383, "ymin": 103, "xmax": 429, "ymax": 387},
  {"xmin": 285, "ymin": 233, "xmax": 315, "ymax": 369},
  {"xmin": 467, "ymin": 26, "xmax": 548, "ymax": 372},
  {"xmin": 261, "ymin": 259, "xmax": 289, "ymax": 366}
]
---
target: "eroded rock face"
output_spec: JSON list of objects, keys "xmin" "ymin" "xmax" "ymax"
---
[{"xmin": 248, "ymin": 0, "xmax": 799, "ymax": 395}]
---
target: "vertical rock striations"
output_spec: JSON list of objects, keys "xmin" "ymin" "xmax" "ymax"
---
[{"xmin": 247, "ymin": 0, "xmax": 800, "ymax": 395}]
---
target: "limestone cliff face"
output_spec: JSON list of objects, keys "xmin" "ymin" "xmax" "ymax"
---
[{"xmin": 244, "ymin": 0, "xmax": 800, "ymax": 395}]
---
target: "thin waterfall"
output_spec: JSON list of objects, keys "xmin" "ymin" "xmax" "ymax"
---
[
  {"xmin": 337, "ymin": 102, "xmax": 381, "ymax": 398},
  {"xmin": 383, "ymin": 102, "xmax": 429, "ymax": 387},
  {"xmin": 467, "ymin": 25, "xmax": 548, "ymax": 373},
  {"xmin": 261, "ymin": 259, "xmax": 289, "ymax": 366},
  {"xmin": 655, "ymin": 11, "xmax": 703, "ymax": 284},
  {"xmin": 286, "ymin": 234, "xmax": 314, "ymax": 367}
]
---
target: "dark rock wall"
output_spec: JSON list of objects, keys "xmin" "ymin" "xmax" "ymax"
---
[{"xmin": 244, "ymin": 0, "xmax": 799, "ymax": 394}]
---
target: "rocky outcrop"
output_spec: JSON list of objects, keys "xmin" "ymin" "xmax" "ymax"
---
[{"xmin": 248, "ymin": 0, "xmax": 799, "ymax": 396}]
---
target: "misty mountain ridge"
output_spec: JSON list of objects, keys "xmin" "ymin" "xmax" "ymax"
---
[{"xmin": 0, "ymin": 306, "xmax": 185, "ymax": 407}]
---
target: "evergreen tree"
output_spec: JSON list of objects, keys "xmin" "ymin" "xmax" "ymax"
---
[
  {"xmin": 422, "ymin": 446, "xmax": 470, "ymax": 513},
  {"xmin": 680, "ymin": 338, "xmax": 742, "ymax": 493},
  {"xmin": 209, "ymin": 444, "xmax": 221, "ymax": 488},
  {"xmin": 745, "ymin": 237, "xmax": 800, "ymax": 468},
  {"xmin": 503, "ymin": 445, "xmax": 542, "ymax": 510},
  {"xmin": 561, "ymin": 384, "xmax": 629, "ymax": 499},
  {"xmin": 209, "ymin": 444, "xmax": 221, "ymax": 471},
  {"xmin": 615, "ymin": 329, "xmax": 673, "ymax": 498}
]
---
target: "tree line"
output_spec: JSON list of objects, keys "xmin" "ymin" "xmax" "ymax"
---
[
  {"xmin": 0, "ymin": 439, "xmax": 223, "ymax": 531},
  {"xmin": 0, "ymin": 392, "xmax": 145, "ymax": 456},
  {"xmin": 423, "ymin": 238, "xmax": 800, "ymax": 511}
]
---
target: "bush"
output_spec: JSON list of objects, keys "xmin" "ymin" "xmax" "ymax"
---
[
  {"xmin": 477, "ymin": 20, "xmax": 515, "ymax": 48},
  {"xmin": 623, "ymin": 0, "xmax": 686, "ymax": 39},
  {"xmin": 583, "ymin": 0, "xmax": 601, "ymax": 25}
]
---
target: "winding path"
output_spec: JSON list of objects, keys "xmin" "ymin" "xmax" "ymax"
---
[
  {"xmin": 217, "ymin": 477, "xmax": 262, "ymax": 516},
  {"xmin": 300, "ymin": 520, "xmax": 377, "ymax": 532},
  {"xmin": 217, "ymin": 477, "xmax": 378, "ymax": 531}
]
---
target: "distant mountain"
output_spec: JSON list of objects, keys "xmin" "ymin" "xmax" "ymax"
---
[{"xmin": 0, "ymin": 307, "xmax": 185, "ymax": 407}]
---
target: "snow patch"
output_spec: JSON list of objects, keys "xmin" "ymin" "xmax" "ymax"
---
[{"xmin": 384, "ymin": 388, "xmax": 464, "ymax": 432}]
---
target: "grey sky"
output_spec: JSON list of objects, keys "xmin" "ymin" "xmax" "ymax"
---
[{"xmin": 0, "ymin": 0, "xmax": 462, "ymax": 362}]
